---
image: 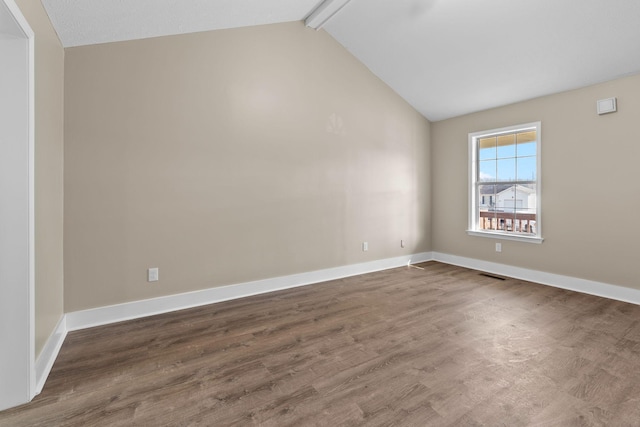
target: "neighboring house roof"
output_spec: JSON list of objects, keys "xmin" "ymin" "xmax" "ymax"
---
[
  {"xmin": 497, "ymin": 185, "xmax": 536, "ymax": 196},
  {"xmin": 479, "ymin": 184, "xmax": 513, "ymax": 195},
  {"xmin": 479, "ymin": 184, "xmax": 535, "ymax": 195}
]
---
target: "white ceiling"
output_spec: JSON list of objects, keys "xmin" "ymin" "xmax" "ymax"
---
[
  {"xmin": 41, "ymin": 0, "xmax": 323, "ymax": 47},
  {"xmin": 42, "ymin": 0, "xmax": 640, "ymax": 121},
  {"xmin": 324, "ymin": 0, "xmax": 640, "ymax": 120}
]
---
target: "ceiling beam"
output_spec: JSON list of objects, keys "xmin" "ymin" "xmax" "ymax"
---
[{"xmin": 305, "ymin": 0, "xmax": 352, "ymax": 30}]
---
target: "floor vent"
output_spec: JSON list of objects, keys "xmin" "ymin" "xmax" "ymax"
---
[{"xmin": 479, "ymin": 273, "xmax": 506, "ymax": 281}]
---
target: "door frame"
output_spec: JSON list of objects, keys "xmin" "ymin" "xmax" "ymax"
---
[{"xmin": 0, "ymin": 0, "xmax": 35, "ymax": 411}]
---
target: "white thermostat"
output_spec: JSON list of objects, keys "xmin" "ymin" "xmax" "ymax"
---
[{"xmin": 597, "ymin": 97, "xmax": 617, "ymax": 115}]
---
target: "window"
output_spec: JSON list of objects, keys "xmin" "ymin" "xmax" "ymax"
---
[{"xmin": 468, "ymin": 122, "xmax": 542, "ymax": 243}]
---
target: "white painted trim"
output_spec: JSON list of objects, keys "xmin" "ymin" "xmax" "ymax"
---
[
  {"xmin": 27, "ymin": 0, "xmax": 36, "ymax": 401},
  {"xmin": 65, "ymin": 249, "xmax": 640, "ymax": 333},
  {"xmin": 66, "ymin": 252, "xmax": 433, "ymax": 331},
  {"xmin": 38, "ymin": 250, "xmax": 640, "ymax": 394},
  {"xmin": 468, "ymin": 121, "xmax": 542, "ymax": 241},
  {"xmin": 432, "ymin": 252, "xmax": 640, "ymax": 306},
  {"xmin": 35, "ymin": 316, "xmax": 67, "ymax": 394},
  {"xmin": 466, "ymin": 230, "xmax": 543, "ymax": 244},
  {"xmin": 305, "ymin": 0, "xmax": 352, "ymax": 30},
  {"xmin": 0, "ymin": 0, "xmax": 36, "ymax": 411}
]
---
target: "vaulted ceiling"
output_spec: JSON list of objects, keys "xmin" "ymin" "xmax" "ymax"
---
[{"xmin": 42, "ymin": 0, "xmax": 640, "ymax": 121}]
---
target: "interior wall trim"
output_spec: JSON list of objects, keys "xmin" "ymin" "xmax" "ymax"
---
[
  {"xmin": 35, "ymin": 315, "xmax": 67, "ymax": 394},
  {"xmin": 432, "ymin": 252, "xmax": 640, "ymax": 306},
  {"xmin": 39, "ymin": 251, "xmax": 640, "ymax": 395},
  {"xmin": 65, "ymin": 252, "xmax": 434, "ymax": 332},
  {"xmin": 0, "ymin": 0, "xmax": 36, "ymax": 411}
]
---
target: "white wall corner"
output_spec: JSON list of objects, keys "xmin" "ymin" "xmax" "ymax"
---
[{"xmin": 35, "ymin": 315, "xmax": 67, "ymax": 394}]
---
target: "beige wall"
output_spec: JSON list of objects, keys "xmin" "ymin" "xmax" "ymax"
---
[
  {"xmin": 15, "ymin": 0, "xmax": 65, "ymax": 356},
  {"xmin": 12, "ymin": 2, "xmax": 640, "ymax": 348},
  {"xmin": 432, "ymin": 74, "xmax": 640, "ymax": 289},
  {"xmin": 64, "ymin": 22, "xmax": 431, "ymax": 312}
]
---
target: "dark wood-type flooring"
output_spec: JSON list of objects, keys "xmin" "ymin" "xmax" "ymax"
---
[{"xmin": 3, "ymin": 261, "xmax": 640, "ymax": 426}]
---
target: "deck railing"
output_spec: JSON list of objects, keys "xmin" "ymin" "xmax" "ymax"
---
[{"xmin": 479, "ymin": 211, "xmax": 536, "ymax": 233}]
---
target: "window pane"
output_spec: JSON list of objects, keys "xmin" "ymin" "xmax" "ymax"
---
[
  {"xmin": 496, "ymin": 134, "xmax": 516, "ymax": 158},
  {"xmin": 479, "ymin": 137, "xmax": 496, "ymax": 160},
  {"xmin": 478, "ymin": 211, "xmax": 496, "ymax": 230},
  {"xmin": 478, "ymin": 184, "xmax": 496, "ymax": 209},
  {"xmin": 497, "ymin": 158, "xmax": 516, "ymax": 181},
  {"xmin": 517, "ymin": 131, "xmax": 537, "ymax": 157},
  {"xmin": 517, "ymin": 130, "xmax": 536, "ymax": 142},
  {"xmin": 515, "ymin": 183, "xmax": 537, "ymax": 212},
  {"xmin": 517, "ymin": 156, "xmax": 536, "ymax": 181},
  {"xmin": 496, "ymin": 185, "xmax": 516, "ymax": 212},
  {"xmin": 496, "ymin": 211, "xmax": 516, "ymax": 231},
  {"xmin": 470, "ymin": 123, "xmax": 540, "ymax": 238},
  {"xmin": 514, "ymin": 184, "xmax": 537, "ymax": 233},
  {"xmin": 479, "ymin": 160, "xmax": 496, "ymax": 182},
  {"xmin": 477, "ymin": 184, "xmax": 496, "ymax": 230}
]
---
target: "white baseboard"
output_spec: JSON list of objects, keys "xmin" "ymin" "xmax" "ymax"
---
[
  {"xmin": 64, "ymin": 250, "xmax": 640, "ymax": 333},
  {"xmin": 432, "ymin": 252, "xmax": 640, "ymax": 306},
  {"xmin": 37, "ymin": 250, "xmax": 640, "ymax": 398},
  {"xmin": 35, "ymin": 315, "xmax": 67, "ymax": 394},
  {"xmin": 66, "ymin": 252, "xmax": 434, "ymax": 331}
]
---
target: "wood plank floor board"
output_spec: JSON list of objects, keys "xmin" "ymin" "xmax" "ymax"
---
[{"xmin": 3, "ymin": 261, "xmax": 640, "ymax": 426}]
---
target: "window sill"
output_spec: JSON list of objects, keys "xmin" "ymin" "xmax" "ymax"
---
[{"xmin": 466, "ymin": 230, "xmax": 544, "ymax": 244}]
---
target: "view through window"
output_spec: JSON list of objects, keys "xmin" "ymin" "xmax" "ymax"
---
[{"xmin": 469, "ymin": 122, "xmax": 542, "ymax": 242}]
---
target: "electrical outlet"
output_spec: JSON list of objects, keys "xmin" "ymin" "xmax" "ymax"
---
[
  {"xmin": 148, "ymin": 267, "xmax": 159, "ymax": 282},
  {"xmin": 495, "ymin": 243, "xmax": 502, "ymax": 253},
  {"xmin": 401, "ymin": 239, "xmax": 405, "ymax": 248},
  {"xmin": 362, "ymin": 242, "xmax": 368, "ymax": 252}
]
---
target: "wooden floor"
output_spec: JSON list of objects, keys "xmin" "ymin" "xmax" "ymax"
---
[{"xmin": 3, "ymin": 261, "xmax": 640, "ymax": 426}]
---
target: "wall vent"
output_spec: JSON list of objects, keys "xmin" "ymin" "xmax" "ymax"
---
[{"xmin": 479, "ymin": 273, "xmax": 506, "ymax": 281}]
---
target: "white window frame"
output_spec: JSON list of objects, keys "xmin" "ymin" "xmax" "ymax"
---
[{"xmin": 467, "ymin": 121, "xmax": 543, "ymax": 244}]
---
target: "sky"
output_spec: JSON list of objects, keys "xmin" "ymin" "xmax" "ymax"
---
[{"xmin": 478, "ymin": 140, "xmax": 537, "ymax": 183}]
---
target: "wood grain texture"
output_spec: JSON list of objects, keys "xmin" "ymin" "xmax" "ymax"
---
[{"xmin": 3, "ymin": 261, "xmax": 640, "ymax": 426}]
